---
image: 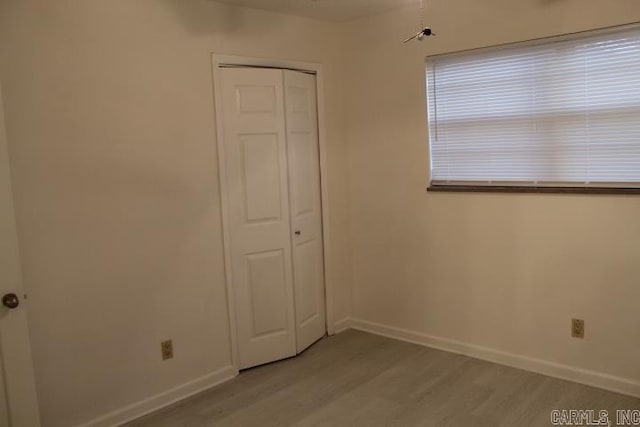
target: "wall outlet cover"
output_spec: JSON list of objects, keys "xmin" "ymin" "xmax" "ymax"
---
[
  {"xmin": 571, "ymin": 319, "xmax": 585, "ymax": 339},
  {"xmin": 161, "ymin": 340, "xmax": 174, "ymax": 360}
]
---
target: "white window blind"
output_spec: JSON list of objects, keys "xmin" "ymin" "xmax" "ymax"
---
[{"xmin": 426, "ymin": 26, "xmax": 640, "ymax": 188}]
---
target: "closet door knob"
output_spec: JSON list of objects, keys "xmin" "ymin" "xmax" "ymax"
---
[
  {"xmin": 2, "ymin": 293, "xmax": 20, "ymax": 309},
  {"xmin": 294, "ymin": 230, "xmax": 301, "ymax": 236}
]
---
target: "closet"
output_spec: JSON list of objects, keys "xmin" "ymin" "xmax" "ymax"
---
[{"xmin": 218, "ymin": 67, "xmax": 326, "ymax": 369}]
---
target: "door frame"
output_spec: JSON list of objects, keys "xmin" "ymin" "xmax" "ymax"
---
[
  {"xmin": 0, "ymin": 80, "xmax": 41, "ymax": 426},
  {"xmin": 211, "ymin": 54, "xmax": 335, "ymax": 373}
]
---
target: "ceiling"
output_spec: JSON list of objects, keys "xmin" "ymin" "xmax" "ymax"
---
[{"xmin": 215, "ymin": 0, "xmax": 418, "ymax": 23}]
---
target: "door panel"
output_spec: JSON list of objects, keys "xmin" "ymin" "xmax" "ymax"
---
[
  {"xmin": 289, "ymin": 132, "xmax": 315, "ymax": 216},
  {"xmin": 245, "ymin": 250, "xmax": 289, "ymax": 337},
  {"xmin": 0, "ymin": 81, "xmax": 41, "ymax": 426},
  {"xmin": 241, "ymin": 133, "xmax": 282, "ymax": 222},
  {"xmin": 293, "ymin": 240, "xmax": 321, "ymax": 325},
  {"xmin": 283, "ymin": 70, "xmax": 326, "ymax": 353},
  {"xmin": 220, "ymin": 68, "xmax": 297, "ymax": 369}
]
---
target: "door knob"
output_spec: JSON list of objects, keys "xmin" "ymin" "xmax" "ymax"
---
[
  {"xmin": 294, "ymin": 230, "xmax": 301, "ymax": 236},
  {"xmin": 2, "ymin": 293, "xmax": 20, "ymax": 309}
]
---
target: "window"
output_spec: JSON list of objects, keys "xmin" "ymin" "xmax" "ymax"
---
[{"xmin": 426, "ymin": 26, "xmax": 640, "ymax": 192}]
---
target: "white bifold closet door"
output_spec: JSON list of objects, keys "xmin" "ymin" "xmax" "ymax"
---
[{"xmin": 220, "ymin": 67, "xmax": 326, "ymax": 370}]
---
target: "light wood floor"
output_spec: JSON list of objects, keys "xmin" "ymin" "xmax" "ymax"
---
[{"xmin": 127, "ymin": 330, "xmax": 639, "ymax": 426}]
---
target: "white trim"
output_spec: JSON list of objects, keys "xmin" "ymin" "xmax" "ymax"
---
[
  {"xmin": 212, "ymin": 54, "xmax": 322, "ymax": 74},
  {"xmin": 0, "ymin": 80, "xmax": 42, "ymax": 426},
  {"xmin": 77, "ymin": 365, "xmax": 236, "ymax": 427},
  {"xmin": 348, "ymin": 319, "xmax": 640, "ymax": 399},
  {"xmin": 210, "ymin": 55, "xmax": 240, "ymax": 373},
  {"xmin": 210, "ymin": 53, "xmax": 336, "ymax": 368},
  {"xmin": 333, "ymin": 317, "xmax": 353, "ymax": 334}
]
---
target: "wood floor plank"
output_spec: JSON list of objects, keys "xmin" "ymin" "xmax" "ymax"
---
[{"xmin": 126, "ymin": 330, "xmax": 640, "ymax": 427}]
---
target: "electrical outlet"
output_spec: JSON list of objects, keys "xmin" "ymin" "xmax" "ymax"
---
[
  {"xmin": 161, "ymin": 340, "xmax": 174, "ymax": 360},
  {"xmin": 571, "ymin": 319, "xmax": 585, "ymax": 339}
]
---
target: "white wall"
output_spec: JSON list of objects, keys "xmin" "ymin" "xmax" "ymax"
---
[
  {"xmin": 2, "ymin": 0, "xmax": 640, "ymax": 425},
  {"xmin": 0, "ymin": 1, "xmax": 352, "ymax": 426},
  {"xmin": 344, "ymin": 0, "xmax": 640, "ymax": 389}
]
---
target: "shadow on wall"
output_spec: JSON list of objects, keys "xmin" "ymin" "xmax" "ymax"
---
[{"xmin": 161, "ymin": 0, "xmax": 285, "ymax": 36}]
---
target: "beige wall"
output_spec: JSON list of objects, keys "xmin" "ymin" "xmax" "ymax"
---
[
  {"xmin": 0, "ymin": 1, "xmax": 352, "ymax": 426},
  {"xmin": 2, "ymin": 0, "xmax": 640, "ymax": 425},
  {"xmin": 344, "ymin": 0, "xmax": 640, "ymax": 385}
]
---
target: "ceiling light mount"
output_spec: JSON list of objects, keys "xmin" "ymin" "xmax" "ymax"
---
[
  {"xmin": 404, "ymin": 27, "xmax": 435, "ymax": 43},
  {"xmin": 403, "ymin": 0, "xmax": 435, "ymax": 44}
]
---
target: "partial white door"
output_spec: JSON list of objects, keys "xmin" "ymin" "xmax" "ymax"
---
[
  {"xmin": 219, "ymin": 68, "xmax": 297, "ymax": 370},
  {"xmin": 0, "ymin": 82, "xmax": 41, "ymax": 426},
  {"xmin": 283, "ymin": 71, "xmax": 326, "ymax": 353}
]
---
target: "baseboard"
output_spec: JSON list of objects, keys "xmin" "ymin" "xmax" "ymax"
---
[
  {"xmin": 333, "ymin": 317, "xmax": 353, "ymax": 334},
  {"xmin": 77, "ymin": 365, "xmax": 237, "ymax": 427},
  {"xmin": 349, "ymin": 318, "xmax": 640, "ymax": 399}
]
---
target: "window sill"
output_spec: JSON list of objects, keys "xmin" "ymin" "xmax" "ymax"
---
[{"xmin": 427, "ymin": 185, "xmax": 640, "ymax": 195}]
